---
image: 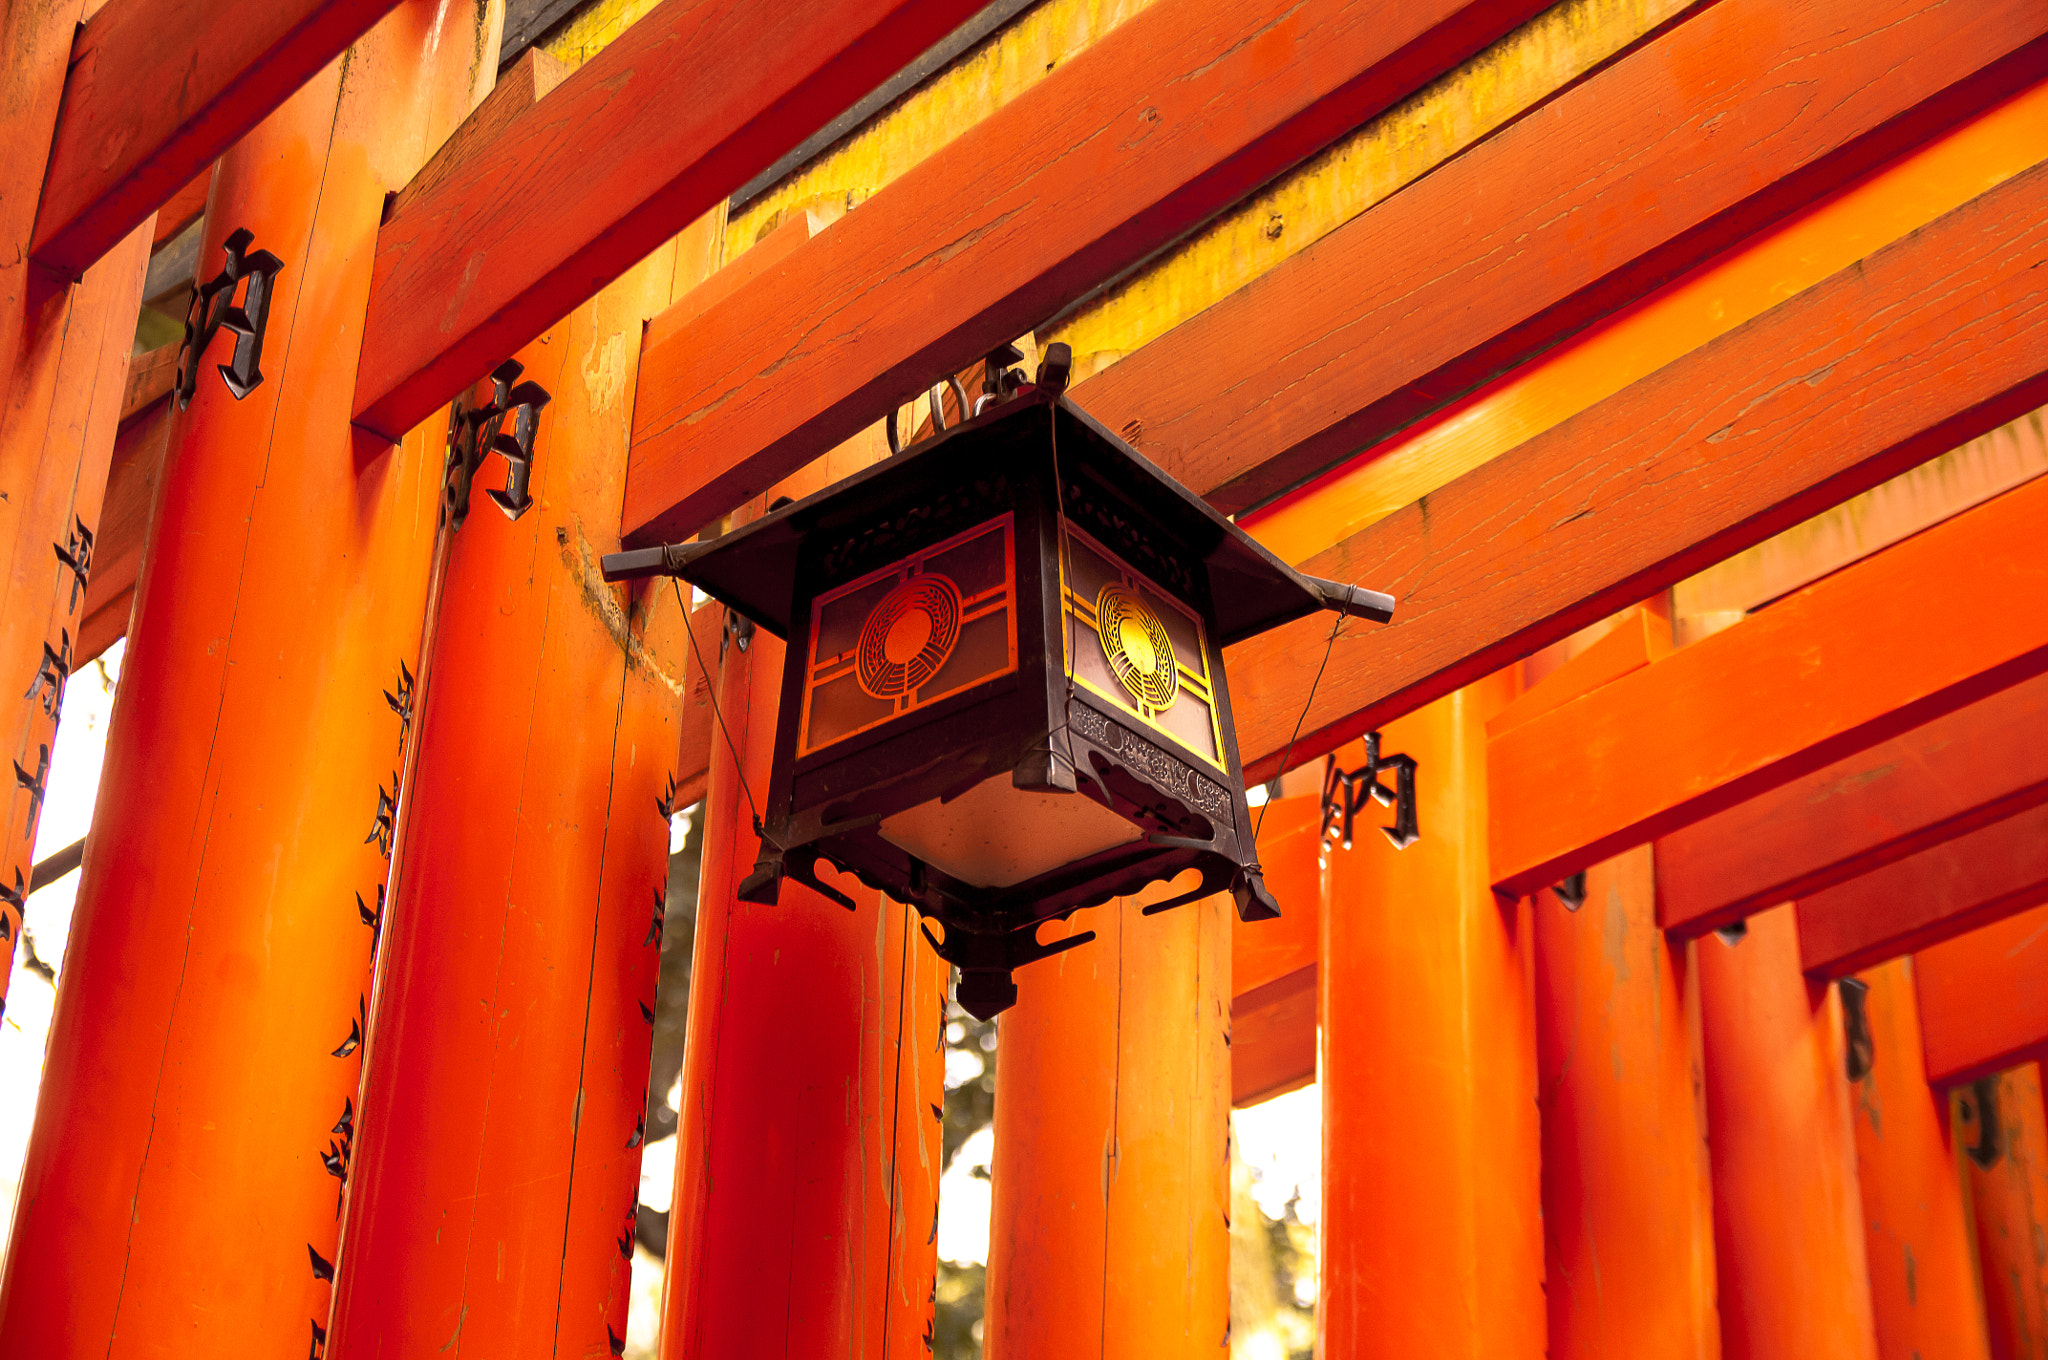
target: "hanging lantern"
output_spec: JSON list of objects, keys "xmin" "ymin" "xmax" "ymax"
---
[{"xmin": 604, "ymin": 347, "xmax": 1392, "ymax": 1017}]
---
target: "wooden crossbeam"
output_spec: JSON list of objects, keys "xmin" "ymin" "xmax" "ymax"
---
[
  {"xmin": 1801, "ymin": 803, "xmax": 2048, "ymax": 982},
  {"xmin": 1659, "ymin": 672, "xmax": 2048, "ymax": 939},
  {"xmin": 1485, "ymin": 476, "xmax": 2048, "ymax": 902},
  {"xmin": 1915, "ymin": 900, "xmax": 2048, "ymax": 1088},
  {"xmin": 349, "ymin": 0, "xmax": 994, "ymax": 442},
  {"xmin": 1074, "ymin": 0, "xmax": 2048, "ymax": 514},
  {"xmin": 1221, "ymin": 152, "xmax": 2048, "ymax": 786},
  {"xmin": 30, "ymin": 0, "xmax": 403, "ymax": 278},
  {"xmin": 1229, "ymin": 797, "xmax": 1322, "ymax": 1106},
  {"xmin": 619, "ymin": 0, "xmax": 1552, "ymax": 545}
]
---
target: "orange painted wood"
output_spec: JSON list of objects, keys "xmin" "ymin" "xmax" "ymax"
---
[
  {"xmin": 620, "ymin": 0, "xmax": 1551, "ymax": 545},
  {"xmin": 1960, "ymin": 1063, "xmax": 2048, "ymax": 1360},
  {"xmin": 1800, "ymin": 802, "xmax": 2048, "ymax": 982},
  {"xmin": 1232, "ymin": 795, "xmax": 1321, "ymax": 995},
  {"xmin": 352, "ymin": 0, "xmax": 994, "ymax": 443},
  {"xmin": 671, "ymin": 600, "xmax": 723, "ymax": 811},
  {"xmin": 151, "ymin": 170, "xmax": 213, "ymax": 251},
  {"xmin": 1533, "ymin": 847, "xmax": 1718, "ymax": 1360},
  {"xmin": 1318, "ymin": 676, "xmax": 1544, "ymax": 1360},
  {"xmin": 1222, "ymin": 150, "xmax": 2048, "ymax": 787},
  {"xmin": 1077, "ymin": 0, "xmax": 2048, "ymax": 515},
  {"xmin": 1487, "ymin": 609, "xmax": 1667, "ymax": 739},
  {"xmin": 1228, "ymin": 794, "xmax": 1322, "ymax": 1107},
  {"xmin": 1698, "ymin": 905, "xmax": 1880, "ymax": 1360},
  {"xmin": 30, "ymin": 0, "xmax": 407, "ymax": 278},
  {"xmin": 0, "ymin": 219, "xmax": 152, "ymax": 1011},
  {"xmin": 984, "ymin": 887, "xmax": 1231, "ymax": 1359},
  {"xmin": 661, "ymin": 487, "xmax": 945, "ymax": 1358},
  {"xmin": 1491, "ymin": 475, "xmax": 2048, "ymax": 901},
  {"xmin": 1231, "ymin": 966, "xmax": 1316, "ymax": 1109},
  {"xmin": 1846, "ymin": 958, "xmax": 1993, "ymax": 1360},
  {"xmin": 329, "ymin": 246, "xmax": 690, "ymax": 1355},
  {"xmin": 118, "ymin": 341, "xmax": 178, "ymax": 424},
  {"xmin": 1663, "ymin": 670, "xmax": 2048, "ymax": 940},
  {"xmin": 0, "ymin": 5, "xmax": 493, "ymax": 1349},
  {"xmin": 75, "ymin": 380, "xmax": 174, "ymax": 666},
  {"xmin": 1917, "ymin": 904, "xmax": 2048, "ymax": 1089},
  {"xmin": 0, "ymin": 0, "xmax": 94, "ymax": 387}
]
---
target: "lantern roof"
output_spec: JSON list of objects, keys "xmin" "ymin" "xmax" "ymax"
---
[{"xmin": 665, "ymin": 391, "xmax": 1336, "ymax": 646}]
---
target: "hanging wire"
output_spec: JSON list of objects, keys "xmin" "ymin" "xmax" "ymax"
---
[
  {"xmin": 1253, "ymin": 612, "xmax": 1344, "ymax": 841},
  {"xmin": 673, "ymin": 578, "xmax": 767, "ymax": 837}
]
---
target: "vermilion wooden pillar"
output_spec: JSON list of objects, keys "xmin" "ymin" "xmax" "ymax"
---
[
  {"xmin": 982, "ymin": 890, "xmax": 1232, "ymax": 1359},
  {"xmin": 1532, "ymin": 846, "xmax": 1717, "ymax": 1360},
  {"xmin": 0, "ymin": 5, "xmax": 495, "ymax": 1352},
  {"xmin": 660, "ymin": 483, "xmax": 946, "ymax": 1359},
  {"xmin": 0, "ymin": 0, "xmax": 157, "ymax": 1009},
  {"xmin": 328, "ymin": 217, "xmax": 707, "ymax": 1353},
  {"xmin": 0, "ymin": 220, "xmax": 152, "ymax": 1009},
  {"xmin": 1319, "ymin": 674, "xmax": 1544, "ymax": 1360},
  {"xmin": 1845, "ymin": 957, "xmax": 1991, "ymax": 1360},
  {"xmin": 1961, "ymin": 1062, "xmax": 2048, "ymax": 1360},
  {"xmin": 1698, "ymin": 904, "xmax": 1880, "ymax": 1360}
]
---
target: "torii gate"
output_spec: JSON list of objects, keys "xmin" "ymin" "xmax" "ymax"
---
[{"xmin": 2, "ymin": 0, "xmax": 2047, "ymax": 1355}]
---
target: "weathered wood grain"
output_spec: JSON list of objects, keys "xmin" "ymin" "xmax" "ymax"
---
[
  {"xmin": 1223, "ymin": 155, "xmax": 2048, "ymax": 785},
  {"xmin": 1915, "ymin": 900, "xmax": 2048, "ymax": 1087},
  {"xmin": 31, "ymin": 0, "xmax": 405, "ymax": 276},
  {"xmin": 1659, "ymin": 672, "xmax": 2048, "ymax": 939},
  {"xmin": 1074, "ymin": 0, "xmax": 2048, "ymax": 515},
  {"xmin": 620, "ymin": 0, "xmax": 1551, "ymax": 545},
  {"xmin": 350, "ymin": 0, "xmax": 993, "ymax": 441},
  {"xmin": 1485, "ymin": 474, "xmax": 2048, "ymax": 899},
  {"xmin": 1799, "ymin": 802, "xmax": 2048, "ymax": 981}
]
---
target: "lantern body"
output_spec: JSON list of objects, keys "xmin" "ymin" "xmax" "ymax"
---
[{"xmin": 659, "ymin": 394, "xmax": 1335, "ymax": 1015}]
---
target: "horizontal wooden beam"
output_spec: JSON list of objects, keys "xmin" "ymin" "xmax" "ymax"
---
[
  {"xmin": 1916, "ymin": 899, "xmax": 2048, "ymax": 1088},
  {"xmin": 1221, "ymin": 150, "xmax": 2048, "ymax": 786},
  {"xmin": 1232, "ymin": 965, "xmax": 1317, "ymax": 1107},
  {"xmin": 1660, "ymin": 670, "xmax": 2048, "ymax": 938},
  {"xmin": 350, "ymin": 0, "xmax": 994, "ymax": 442},
  {"xmin": 620, "ymin": 0, "xmax": 1551, "ymax": 545},
  {"xmin": 1073, "ymin": 0, "xmax": 2048, "ymax": 514},
  {"xmin": 1800, "ymin": 802, "xmax": 2048, "ymax": 982},
  {"xmin": 30, "ymin": 0, "xmax": 401, "ymax": 278},
  {"xmin": 1487, "ymin": 476, "xmax": 2048, "ymax": 902},
  {"xmin": 78, "ymin": 355, "xmax": 176, "ymax": 665}
]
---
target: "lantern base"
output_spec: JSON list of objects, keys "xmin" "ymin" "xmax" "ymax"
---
[{"xmin": 877, "ymin": 773, "xmax": 1142, "ymax": 889}]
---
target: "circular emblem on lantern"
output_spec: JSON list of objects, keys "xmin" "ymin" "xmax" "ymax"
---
[
  {"xmin": 857, "ymin": 573, "xmax": 963, "ymax": 699},
  {"xmin": 1095, "ymin": 583, "xmax": 1178, "ymax": 711}
]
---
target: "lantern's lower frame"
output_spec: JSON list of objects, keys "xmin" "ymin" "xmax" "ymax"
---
[{"xmin": 609, "ymin": 383, "xmax": 1389, "ymax": 1017}]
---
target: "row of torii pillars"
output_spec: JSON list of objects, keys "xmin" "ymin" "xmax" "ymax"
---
[{"xmin": 0, "ymin": 1, "xmax": 2040, "ymax": 1356}]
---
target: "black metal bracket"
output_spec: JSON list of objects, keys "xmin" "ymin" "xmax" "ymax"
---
[
  {"xmin": 1964, "ymin": 1075, "xmax": 2003, "ymax": 1168},
  {"xmin": 1303, "ymin": 575, "xmax": 1396, "ymax": 624},
  {"xmin": 443, "ymin": 359, "xmax": 551, "ymax": 530},
  {"xmin": 176, "ymin": 228, "xmax": 282, "ymax": 410},
  {"xmin": 1839, "ymin": 977, "xmax": 1874, "ymax": 1082},
  {"xmin": 1319, "ymin": 732, "xmax": 1419, "ymax": 852}
]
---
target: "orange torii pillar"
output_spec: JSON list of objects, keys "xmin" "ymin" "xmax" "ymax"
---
[
  {"xmin": 661, "ymin": 474, "xmax": 947, "ymax": 1358},
  {"xmin": 328, "ymin": 215, "xmax": 714, "ymax": 1353},
  {"xmin": 0, "ymin": 0, "xmax": 156, "ymax": 1008},
  {"xmin": 1843, "ymin": 957, "xmax": 1992, "ymax": 1360},
  {"xmin": 1532, "ymin": 846, "xmax": 1718, "ymax": 1360},
  {"xmin": 1958, "ymin": 1062, "xmax": 2048, "ymax": 1360},
  {"xmin": 0, "ymin": 6, "xmax": 494, "ymax": 1352},
  {"xmin": 1319, "ymin": 674, "xmax": 1545, "ymax": 1360},
  {"xmin": 1698, "ymin": 904, "xmax": 1880, "ymax": 1360},
  {"xmin": 983, "ymin": 889, "xmax": 1232, "ymax": 1358}
]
